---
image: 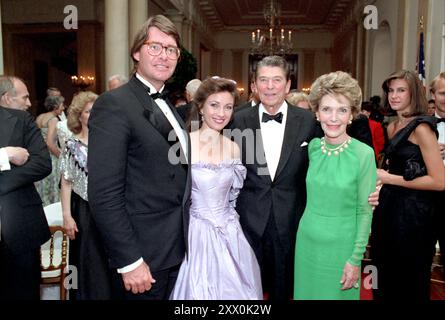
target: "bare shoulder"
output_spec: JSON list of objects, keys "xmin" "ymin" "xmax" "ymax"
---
[
  {"xmin": 412, "ymin": 122, "xmax": 436, "ymax": 141},
  {"xmin": 414, "ymin": 122, "xmax": 434, "ymax": 134}
]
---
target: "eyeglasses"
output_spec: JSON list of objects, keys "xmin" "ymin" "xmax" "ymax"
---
[{"xmin": 144, "ymin": 41, "xmax": 180, "ymax": 60}]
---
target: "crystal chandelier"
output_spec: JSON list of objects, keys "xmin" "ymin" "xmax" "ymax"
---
[{"xmin": 250, "ymin": 0, "xmax": 293, "ymax": 56}]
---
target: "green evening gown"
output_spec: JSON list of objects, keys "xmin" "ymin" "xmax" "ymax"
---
[{"xmin": 294, "ymin": 137, "xmax": 376, "ymax": 300}]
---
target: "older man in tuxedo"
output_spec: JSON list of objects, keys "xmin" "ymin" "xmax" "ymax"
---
[
  {"xmin": 88, "ymin": 15, "xmax": 190, "ymax": 300},
  {"xmin": 230, "ymin": 56, "xmax": 318, "ymax": 300},
  {"xmin": 0, "ymin": 75, "xmax": 51, "ymax": 299}
]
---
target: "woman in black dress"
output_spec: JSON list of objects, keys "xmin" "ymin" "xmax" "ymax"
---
[
  {"xmin": 371, "ymin": 70, "xmax": 445, "ymax": 300},
  {"xmin": 60, "ymin": 91, "xmax": 112, "ymax": 300}
]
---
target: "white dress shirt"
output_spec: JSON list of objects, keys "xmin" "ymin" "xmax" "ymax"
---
[
  {"xmin": 0, "ymin": 147, "xmax": 11, "ymax": 172},
  {"xmin": 0, "ymin": 147, "xmax": 10, "ymax": 240},
  {"xmin": 136, "ymin": 74, "xmax": 188, "ymax": 160},
  {"xmin": 259, "ymin": 102, "xmax": 288, "ymax": 181},
  {"xmin": 435, "ymin": 112, "xmax": 445, "ymax": 164},
  {"xmin": 435, "ymin": 112, "xmax": 445, "ymax": 144}
]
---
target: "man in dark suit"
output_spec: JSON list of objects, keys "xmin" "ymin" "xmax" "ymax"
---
[
  {"xmin": 235, "ymin": 80, "xmax": 260, "ymax": 113},
  {"xmin": 88, "ymin": 15, "xmax": 190, "ymax": 300},
  {"xmin": 0, "ymin": 75, "xmax": 52, "ymax": 299},
  {"xmin": 230, "ymin": 56, "xmax": 318, "ymax": 300}
]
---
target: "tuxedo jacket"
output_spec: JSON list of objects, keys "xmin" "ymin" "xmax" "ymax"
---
[
  {"xmin": 88, "ymin": 76, "xmax": 191, "ymax": 272},
  {"xmin": 230, "ymin": 104, "xmax": 318, "ymax": 255},
  {"xmin": 0, "ymin": 106, "xmax": 51, "ymax": 253}
]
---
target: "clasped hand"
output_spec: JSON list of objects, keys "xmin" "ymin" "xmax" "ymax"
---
[
  {"xmin": 122, "ymin": 262, "xmax": 156, "ymax": 294},
  {"xmin": 5, "ymin": 146, "xmax": 29, "ymax": 166}
]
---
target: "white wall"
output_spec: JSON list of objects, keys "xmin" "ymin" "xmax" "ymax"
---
[
  {"xmin": 401, "ymin": 0, "xmax": 420, "ymax": 70},
  {"xmin": 369, "ymin": 0, "xmax": 400, "ymax": 73},
  {"xmin": 370, "ymin": 22, "xmax": 392, "ymax": 96},
  {"xmin": 426, "ymin": 0, "xmax": 445, "ymax": 93}
]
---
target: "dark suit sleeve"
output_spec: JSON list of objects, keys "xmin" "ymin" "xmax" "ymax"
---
[
  {"xmin": 0, "ymin": 112, "xmax": 51, "ymax": 195},
  {"xmin": 88, "ymin": 93, "xmax": 142, "ymax": 269},
  {"xmin": 347, "ymin": 116, "xmax": 373, "ymax": 149}
]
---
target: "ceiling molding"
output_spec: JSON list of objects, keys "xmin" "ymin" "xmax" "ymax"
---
[{"xmin": 196, "ymin": 0, "xmax": 355, "ymax": 32}]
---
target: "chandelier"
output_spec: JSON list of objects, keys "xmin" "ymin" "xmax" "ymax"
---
[
  {"xmin": 71, "ymin": 75, "xmax": 95, "ymax": 91},
  {"xmin": 250, "ymin": 0, "xmax": 293, "ymax": 56}
]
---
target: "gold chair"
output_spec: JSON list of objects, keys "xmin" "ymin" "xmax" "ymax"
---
[{"xmin": 40, "ymin": 226, "xmax": 69, "ymax": 300}]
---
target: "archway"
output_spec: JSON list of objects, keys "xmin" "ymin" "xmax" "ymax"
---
[{"xmin": 370, "ymin": 22, "xmax": 392, "ymax": 97}]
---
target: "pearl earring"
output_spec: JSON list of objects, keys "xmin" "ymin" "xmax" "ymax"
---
[{"xmin": 348, "ymin": 120, "xmax": 352, "ymax": 124}]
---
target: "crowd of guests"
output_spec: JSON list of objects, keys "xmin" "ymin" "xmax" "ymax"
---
[{"xmin": 1, "ymin": 14, "xmax": 445, "ymax": 301}]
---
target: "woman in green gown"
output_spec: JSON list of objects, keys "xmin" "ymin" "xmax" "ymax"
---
[{"xmin": 294, "ymin": 71, "xmax": 376, "ymax": 300}]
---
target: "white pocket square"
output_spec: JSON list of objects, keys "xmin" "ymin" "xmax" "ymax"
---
[{"xmin": 300, "ymin": 141, "xmax": 308, "ymax": 147}]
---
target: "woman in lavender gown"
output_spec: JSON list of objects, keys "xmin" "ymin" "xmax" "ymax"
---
[{"xmin": 170, "ymin": 77, "xmax": 262, "ymax": 300}]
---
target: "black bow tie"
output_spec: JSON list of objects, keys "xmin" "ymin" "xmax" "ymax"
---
[
  {"xmin": 262, "ymin": 112, "xmax": 283, "ymax": 124},
  {"xmin": 148, "ymin": 88, "xmax": 169, "ymax": 100},
  {"xmin": 437, "ymin": 118, "xmax": 445, "ymax": 123}
]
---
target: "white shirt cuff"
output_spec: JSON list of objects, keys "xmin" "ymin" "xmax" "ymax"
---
[
  {"xmin": 117, "ymin": 258, "xmax": 144, "ymax": 274},
  {"xmin": 0, "ymin": 148, "xmax": 11, "ymax": 171}
]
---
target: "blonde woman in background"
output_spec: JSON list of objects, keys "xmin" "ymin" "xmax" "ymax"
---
[
  {"xmin": 60, "ymin": 91, "xmax": 112, "ymax": 300},
  {"xmin": 286, "ymin": 90, "xmax": 311, "ymax": 110}
]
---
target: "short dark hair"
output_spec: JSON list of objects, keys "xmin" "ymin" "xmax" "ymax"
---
[
  {"xmin": 361, "ymin": 101, "xmax": 373, "ymax": 113},
  {"xmin": 44, "ymin": 95, "xmax": 64, "ymax": 111},
  {"xmin": 254, "ymin": 55, "xmax": 290, "ymax": 81}
]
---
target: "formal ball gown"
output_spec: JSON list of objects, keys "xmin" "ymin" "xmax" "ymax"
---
[
  {"xmin": 294, "ymin": 137, "xmax": 376, "ymax": 300},
  {"xmin": 371, "ymin": 116, "xmax": 437, "ymax": 300},
  {"xmin": 35, "ymin": 115, "xmax": 60, "ymax": 206},
  {"xmin": 170, "ymin": 159, "xmax": 263, "ymax": 300}
]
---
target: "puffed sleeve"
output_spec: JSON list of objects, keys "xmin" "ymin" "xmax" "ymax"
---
[
  {"xmin": 347, "ymin": 144, "xmax": 377, "ymax": 266},
  {"xmin": 229, "ymin": 159, "xmax": 247, "ymax": 208}
]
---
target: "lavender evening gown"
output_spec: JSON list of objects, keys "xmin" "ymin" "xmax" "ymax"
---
[{"xmin": 170, "ymin": 159, "xmax": 263, "ymax": 300}]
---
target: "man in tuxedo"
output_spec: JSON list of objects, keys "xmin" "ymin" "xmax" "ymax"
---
[
  {"xmin": 88, "ymin": 15, "xmax": 190, "ymax": 300},
  {"xmin": 430, "ymin": 72, "xmax": 445, "ymax": 271},
  {"xmin": 236, "ymin": 79, "xmax": 259, "ymax": 113},
  {"xmin": 0, "ymin": 75, "xmax": 51, "ymax": 299},
  {"xmin": 0, "ymin": 76, "xmax": 32, "ymax": 111},
  {"xmin": 230, "ymin": 56, "xmax": 318, "ymax": 300}
]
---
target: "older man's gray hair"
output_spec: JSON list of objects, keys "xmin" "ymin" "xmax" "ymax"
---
[
  {"xmin": 185, "ymin": 79, "xmax": 202, "ymax": 102},
  {"xmin": 0, "ymin": 75, "xmax": 15, "ymax": 97},
  {"xmin": 107, "ymin": 74, "xmax": 128, "ymax": 90}
]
